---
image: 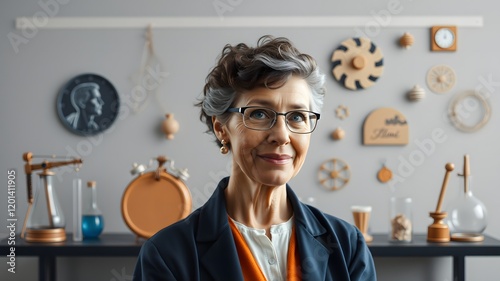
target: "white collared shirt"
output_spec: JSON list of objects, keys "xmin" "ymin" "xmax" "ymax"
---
[{"xmin": 230, "ymin": 216, "xmax": 294, "ymax": 281}]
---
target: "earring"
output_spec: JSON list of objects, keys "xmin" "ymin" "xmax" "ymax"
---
[{"xmin": 220, "ymin": 140, "xmax": 229, "ymax": 154}]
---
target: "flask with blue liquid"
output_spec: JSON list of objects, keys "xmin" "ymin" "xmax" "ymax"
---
[{"xmin": 82, "ymin": 181, "xmax": 104, "ymax": 239}]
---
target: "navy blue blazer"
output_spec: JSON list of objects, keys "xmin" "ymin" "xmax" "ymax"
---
[{"xmin": 133, "ymin": 177, "xmax": 376, "ymax": 280}]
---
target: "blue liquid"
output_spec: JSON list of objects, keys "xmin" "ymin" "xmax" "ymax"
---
[{"xmin": 82, "ymin": 215, "xmax": 104, "ymax": 238}]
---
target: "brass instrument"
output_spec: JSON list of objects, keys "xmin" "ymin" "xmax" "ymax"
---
[{"xmin": 21, "ymin": 152, "xmax": 82, "ymax": 242}]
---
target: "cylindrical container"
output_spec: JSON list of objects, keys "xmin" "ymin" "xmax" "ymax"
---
[
  {"xmin": 389, "ymin": 197, "xmax": 412, "ymax": 242},
  {"xmin": 73, "ymin": 178, "xmax": 83, "ymax": 242},
  {"xmin": 351, "ymin": 205, "xmax": 373, "ymax": 242}
]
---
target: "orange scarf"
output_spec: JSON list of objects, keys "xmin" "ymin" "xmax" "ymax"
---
[{"xmin": 229, "ymin": 218, "xmax": 301, "ymax": 281}]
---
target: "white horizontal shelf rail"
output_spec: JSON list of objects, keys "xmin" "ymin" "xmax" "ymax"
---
[{"xmin": 15, "ymin": 16, "xmax": 483, "ymax": 29}]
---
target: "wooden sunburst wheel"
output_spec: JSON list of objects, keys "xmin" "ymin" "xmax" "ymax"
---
[
  {"xmin": 318, "ymin": 158, "xmax": 351, "ymax": 191},
  {"xmin": 331, "ymin": 37, "xmax": 384, "ymax": 90},
  {"xmin": 426, "ymin": 65, "xmax": 456, "ymax": 94}
]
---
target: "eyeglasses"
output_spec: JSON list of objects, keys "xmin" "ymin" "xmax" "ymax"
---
[{"xmin": 226, "ymin": 106, "xmax": 320, "ymax": 134}]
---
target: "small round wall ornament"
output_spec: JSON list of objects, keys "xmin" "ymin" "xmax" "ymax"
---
[
  {"xmin": 331, "ymin": 37, "xmax": 384, "ymax": 90},
  {"xmin": 399, "ymin": 32, "xmax": 415, "ymax": 49},
  {"xmin": 318, "ymin": 158, "xmax": 351, "ymax": 191},
  {"xmin": 407, "ymin": 85, "xmax": 426, "ymax": 101},
  {"xmin": 426, "ymin": 65, "xmax": 456, "ymax": 94},
  {"xmin": 331, "ymin": 127, "xmax": 345, "ymax": 140},
  {"xmin": 335, "ymin": 105, "xmax": 350, "ymax": 120},
  {"xmin": 161, "ymin": 113, "xmax": 180, "ymax": 139},
  {"xmin": 377, "ymin": 164, "xmax": 393, "ymax": 183}
]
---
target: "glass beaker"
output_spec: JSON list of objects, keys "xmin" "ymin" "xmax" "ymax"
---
[
  {"xmin": 82, "ymin": 181, "xmax": 104, "ymax": 239},
  {"xmin": 447, "ymin": 175, "xmax": 487, "ymax": 235},
  {"xmin": 389, "ymin": 197, "xmax": 412, "ymax": 242}
]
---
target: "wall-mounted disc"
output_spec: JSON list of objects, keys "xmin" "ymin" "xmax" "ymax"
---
[{"xmin": 331, "ymin": 37, "xmax": 384, "ymax": 90}]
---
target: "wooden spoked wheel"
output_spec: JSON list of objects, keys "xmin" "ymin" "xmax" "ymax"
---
[
  {"xmin": 318, "ymin": 158, "xmax": 351, "ymax": 191},
  {"xmin": 426, "ymin": 65, "xmax": 456, "ymax": 94}
]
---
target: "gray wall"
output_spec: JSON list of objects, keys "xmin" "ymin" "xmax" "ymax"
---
[{"xmin": 1, "ymin": 0, "xmax": 499, "ymax": 280}]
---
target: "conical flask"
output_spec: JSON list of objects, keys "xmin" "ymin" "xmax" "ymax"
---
[
  {"xmin": 447, "ymin": 174, "xmax": 488, "ymax": 241},
  {"xmin": 82, "ymin": 181, "xmax": 104, "ymax": 239},
  {"xmin": 24, "ymin": 171, "xmax": 66, "ymax": 242}
]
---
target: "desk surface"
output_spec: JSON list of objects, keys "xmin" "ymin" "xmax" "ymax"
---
[
  {"xmin": 1, "ymin": 233, "xmax": 142, "ymax": 256},
  {"xmin": 2, "ymin": 233, "xmax": 500, "ymax": 257},
  {"xmin": 368, "ymin": 234, "xmax": 500, "ymax": 257}
]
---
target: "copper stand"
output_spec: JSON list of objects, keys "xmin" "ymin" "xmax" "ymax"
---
[
  {"xmin": 427, "ymin": 212, "xmax": 450, "ymax": 243},
  {"xmin": 24, "ymin": 228, "xmax": 66, "ymax": 243}
]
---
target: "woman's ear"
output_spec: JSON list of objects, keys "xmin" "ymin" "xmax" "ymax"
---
[{"xmin": 212, "ymin": 116, "xmax": 227, "ymax": 141}]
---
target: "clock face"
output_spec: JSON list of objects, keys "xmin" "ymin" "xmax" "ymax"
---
[
  {"xmin": 56, "ymin": 73, "xmax": 120, "ymax": 136},
  {"xmin": 435, "ymin": 28, "xmax": 455, "ymax": 49}
]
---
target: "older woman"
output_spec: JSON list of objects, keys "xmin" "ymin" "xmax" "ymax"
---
[{"xmin": 134, "ymin": 35, "xmax": 376, "ymax": 281}]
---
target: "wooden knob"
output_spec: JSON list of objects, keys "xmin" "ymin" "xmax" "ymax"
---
[
  {"xmin": 352, "ymin": 55, "xmax": 366, "ymax": 70},
  {"xmin": 437, "ymin": 75, "xmax": 447, "ymax": 83},
  {"xmin": 23, "ymin": 152, "xmax": 33, "ymax": 161},
  {"xmin": 445, "ymin": 163, "xmax": 455, "ymax": 172}
]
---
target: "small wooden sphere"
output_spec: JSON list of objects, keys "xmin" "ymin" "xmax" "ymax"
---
[
  {"xmin": 399, "ymin": 32, "xmax": 414, "ymax": 49},
  {"xmin": 445, "ymin": 163, "xmax": 455, "ymax": 171},
  {"xmin": 331, "ymin": 127, "xmax": 345, "ymax": 140}
]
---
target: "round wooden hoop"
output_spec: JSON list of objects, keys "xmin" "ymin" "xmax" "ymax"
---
[{"xmin": 448, "ymin": 91, "xmax": 491, "ymax": 133}]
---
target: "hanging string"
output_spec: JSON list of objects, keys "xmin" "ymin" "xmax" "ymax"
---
[{"xmin": 130, "ymin": 24, "xmax": 169, "ymax": 114}]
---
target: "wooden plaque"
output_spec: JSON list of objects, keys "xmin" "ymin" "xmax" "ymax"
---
[{"xmin": 363, "ymin": 108, "xmax": 409, "ymax": 145}]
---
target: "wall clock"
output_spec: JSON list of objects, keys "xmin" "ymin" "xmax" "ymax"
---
[
  {"xmin": 331, "ymin": 37, "xmax": 384, "ymax": 90},
  {"xmin": 431, "ymin": 26, "xmax": 457, "ymax": 51},
  {"xmin": 122, "ymin": 156, "xmax": 191, "ymax": 239},
  {"xmin": 426, "ymin": 65, "xmax": 456, "ymax": 94},
  {"xmin": 56, "ymin": 73, "xmax": 120, "ymax": 136}
]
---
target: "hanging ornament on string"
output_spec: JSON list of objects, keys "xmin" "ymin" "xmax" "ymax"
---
[
  {"xmin": 130, "ymin": 24, "xmax": 180, "ymax": 140},
  {"xmin": 377, "ymin": 159, "xmax": 393, "ymax": 183}
]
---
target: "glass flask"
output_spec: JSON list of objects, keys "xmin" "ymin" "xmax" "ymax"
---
[
  {"xmin": 447, "ymin": 175, "xmax": 487, "ymax": 235},
  {"xmin": 27, "ymin": 172, "xmax": 65, "ymax": 230},
  {"xmin": 82, "ymin": 181, "xmax": 104, "ymax": 239}
]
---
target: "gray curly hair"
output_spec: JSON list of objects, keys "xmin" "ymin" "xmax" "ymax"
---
[{"xmin": 196, "ymin": 35, "xmax": 326, "ymax": 147}]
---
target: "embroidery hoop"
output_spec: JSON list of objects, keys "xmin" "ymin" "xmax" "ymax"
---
[{"xmin": 448, "ymin": 91, "xmax": 491, "ymax": 133}]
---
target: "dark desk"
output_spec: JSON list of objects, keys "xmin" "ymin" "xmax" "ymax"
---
[
  {"xmin": 1, "ymin": 234, "xmax": 142, "ymax": 281},
  {"xmin": 368, "ymin": 234, "xmax": 500, "ymax": 281},
  {"xmin": 2, "ymin": 233, "xmax": 500, "ymax": 281}
]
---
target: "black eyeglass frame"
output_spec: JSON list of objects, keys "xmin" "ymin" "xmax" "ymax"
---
[{"xmin": 226, "ymin": 106, "xmax": 321, "ymax": 134}]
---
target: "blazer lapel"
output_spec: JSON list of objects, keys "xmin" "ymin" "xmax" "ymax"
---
[
  {"xmin": 287, "ymin": 185, "xmax": 330, "ymax": 281},
  {"xmin": 197, "ymin": 177, "xmax": 243, "ymax": 281},
  {"xmin": 200, "ymin": 227, "xmax": 243, "ymax": 281}
]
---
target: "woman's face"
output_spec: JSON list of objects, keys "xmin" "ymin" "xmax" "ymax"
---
[{"xmin": 217, "ymin": 76, "xmax": 313, "ymax": 187}]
